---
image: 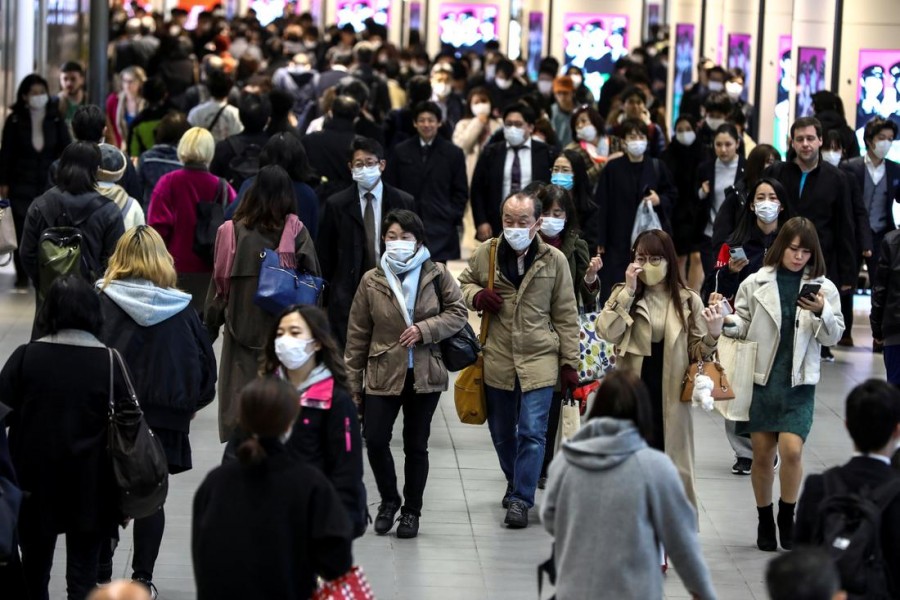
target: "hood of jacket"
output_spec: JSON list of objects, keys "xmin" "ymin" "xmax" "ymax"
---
[
  {"xmin": 561, "ymin": 417, "xmax": 647, "ymax": 471},
  {"xmin": 99, "ymin": 278, "xmax": 192, "ymax": 326}
]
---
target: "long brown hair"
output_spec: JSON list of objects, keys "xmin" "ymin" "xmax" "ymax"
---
[
  {"xmin": 763, "ymin": 217, "xmax": 825, "ymax": 278},
  {"xmin": 630, "ymin": 229, "xmax": 688, "ymax": 328},
  {"xmin": 233, "ymin": 165, "xmax": 296, "ymax": 233}
]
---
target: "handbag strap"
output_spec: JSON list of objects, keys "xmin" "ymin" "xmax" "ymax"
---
[
  {"xmin": 108, "ymin": 348, "xmax": 140, "ymax": 413},
  {"xmin": 478, "ymin": 238, "xmax": 498, "ymax": 346}
]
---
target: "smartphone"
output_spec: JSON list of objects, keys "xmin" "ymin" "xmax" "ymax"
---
[
  {"xmin": 729, "ymin": 246, "xmax": 747, "ymax": 262},
  {"xmin": 797, "ymin": 283, "xmax": 821, "ymax": 302}
]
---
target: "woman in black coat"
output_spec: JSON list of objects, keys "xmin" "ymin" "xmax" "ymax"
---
[
  {"xmin": 0, "ymin": 276, "xmax": 128, "ymax": 600},
  {"xmin": 663, "ymin": 115, "xmax": 705, "ymax": 290},
  {"xmin": 261, "ymin": 305, "xmax": 368, "ymax": 538},
  {"xmin": 192, "ymin": 377, "xmax": 353, "ymax": 600},
  {"xmin": 0, "ymin": 74, "xmax": 72, "ymax": 287},
  {"xmin": 97, "ymin": 225, "xmax": 217, "ymax": 593}
]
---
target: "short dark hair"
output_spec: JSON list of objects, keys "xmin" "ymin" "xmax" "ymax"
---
[
  {"xmin": 703, "ymin": 91, "xmax": 732, "ymax": 116},
  {"xmin": 766, "ymin": 548, "xmax": 841, "ymax": 600},
  {"xmin": 405, "ymin": 75, "xmax": 432, "ymax": 106},
  {"xmin": 587, "ymin": 370, "xmax": 655, "ymax": 444},
  {"xmin": 791, "ymin": 116, "xmax": 823, "ymax": 139},
  {"xmin": 238, "ymin": 93, "xmax": 272, "ymax": 133},
  {"xmin": 863, "ymin": 117, "xmax": 899, "ymax": 146},
  {"xmin": 381, "ymin": 209, "xmax": 427, "ymax": 246},
  {"xmin": 60, "ymin": 61, "xmax": 85, "ymax": 75},
  {"xmin": 349, "ymin": 136, "xmax": 385, "ymax": 162},
  {"xmin": 331, "ymin": 95, "xmax": 360, "ymax": 121},
  {"xmin": 72, "ymin": 105, "xmax": 106, "ymax": 142},
  {"xmin": 502, "ymin": 102, "xmax": 537, "ymax": 125},
  {"xmin": 336, "ymin": 78, "xmax": 370, "ymax": 108},
  {"xmin": 618, "ymin": 85, "xmax": 646, "ymax": 105},
  {"xmin": 500, "ymin": 192, "xmax": 542, "ymax": 220},
  {"xmin": 714, "ymin": 122, "xmax": 740, "ymax": 143},
  {"xmin": 36, "ymin": 275, "xmax": 103, "ymax": 336},
  {"xmin": 154, "ymin": 111, "xmax": 190, "ymax": 145},
  {"xmin": 823, "ymin": 129, "xmax": 844, "ymax": 150},
  {"xmin": 207, "ymin": 70, "xmax": 234, "ymax": 99},
  {"xmin": 412, "ymin": 101, "xmax": 442, "ymax": 122},
  {"xmin": 845, "ymin": 379, "xmax": 900, "ymax": 453},
  {"xmin": 142, "ymin": 77, "xmax": 168, "ymax": 105},
  {"xmin": 763, "ymin": 216, "xmax": 826, "ymax": 278},
  {"xmin": 619, "ymin": 118, "xmax": 649, "ymax": 139},
  {"xmin": 707, "ymin": 65, "xmax": 727, "ymax": 80},
  {"xmin": 233, "ymin": 165, "xmax": 296, "ymax": 232},
  {"xmin": 56, "ymin": 141, "xmax": 101, "ymax": 195}
]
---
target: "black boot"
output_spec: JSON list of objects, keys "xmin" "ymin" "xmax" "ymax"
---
[
  {"xmin": 757, "ymin": 504, "xmax": 777, "ymax": 551},
  {"xmin": 777, "ymin": 499, "xmax": 796, "ymax": 550}
]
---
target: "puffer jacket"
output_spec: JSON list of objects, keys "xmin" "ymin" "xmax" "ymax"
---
[
  {"xmin": 344, "ymin": 261, "xmax": 468, "ymax": 396},
  {"xmin": 725, "ymin": 266, "xmax": 844, "ymax": 387},
  {"xmin": 458, "ymin": 236, "xmax": 580, "ymax": 392}
]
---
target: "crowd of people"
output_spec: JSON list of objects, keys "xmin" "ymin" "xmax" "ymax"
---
[{"xmin": 0, "ymin": 3, "xmax": 898, "ymax": 599}]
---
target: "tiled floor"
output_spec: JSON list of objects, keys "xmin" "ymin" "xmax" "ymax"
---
[{"xmin": 0, "ymin": 262, "xmax": 880, "ymax": 600}]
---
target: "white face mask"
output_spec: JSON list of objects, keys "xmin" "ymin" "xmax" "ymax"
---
[
  {"xmin": 706, "ymin": 117, "xmax": 725, "ymax": 131},
  {"xmin": 384, "ymin": 240, "xmax": 417, "ymax": 262},
  {"xmin": 504, "ymin": 126, "xmax": 527, "ymax": 147},
  {"xmin": 570, "ymin": 74, "xmax": 583, "ymax": 88},
  {"xmin": 576, "ymin": 124, "xmax": 598, "ymax": 143},
  {"xmin": 540, "ymin": 217, "xmax": 565, "ymax": 238},
  {"xmin": 874, "ymin": 139, "xmax": 893, "ymax": 160},
  {"xmin": 754, "ymin": 200, "xmax": 780, "ymax": 224},
  {"xmin": 495, "ymin": 77, "xmax": 513, "ymax": 90},
  {"xmin": 725, "ymin": 81, "xmax": 743, "ymax": 101},
  {"xmin": 707, "ymin": 80, "xmax": 724, "ymax": 92},
  {"xmin": 537, "ymin": 80, "xmax": 553, "ymax": 96},
  {"xmin": 625, "ymin": 139, "xmax": 648, "ymax": 157},
  {"xmin": 275, "ymin": 336, "xmax": 316, "ymax": 370},
  {"xmin": 471, "ymin": 102, "xmax": 491, "ymax": 117},
  {"xmin": 29, "ymin": 94, "xmax": 49, "ymax": 110},
  {"xmin": 352, "ymin": 165, "xmax": 381, "ymax": 190},
  {"xmin": 432, "ymin": 82, "xmax": 450, "ymax": 99},
  {"xmin": 675, "ymin": 131, "xmax": 696, "ymax": 146},
  {"xmin": 821, "ymin": 150, "xmax": 842, "ymax": 166},
  {"xmin": 503, "ymin": 227, "xmax": 534, "ymax": 252}
]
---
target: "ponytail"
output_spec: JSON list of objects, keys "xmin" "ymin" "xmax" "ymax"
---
[{"xmin": 236, "ymin": 435, "xmax": 267, "ymax": 466}]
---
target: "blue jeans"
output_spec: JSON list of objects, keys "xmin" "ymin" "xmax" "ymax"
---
[
  {"xmin": 884, "ymin": 344, "xmax": 900, "ymax": 385},
  {"xmin": 484, "ymin": 382, "xmax": 554, "ymax": 507}
]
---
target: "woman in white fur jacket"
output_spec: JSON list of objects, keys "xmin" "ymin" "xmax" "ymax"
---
[{"xmin": 722, "ymin": 217, "xmax": 844, "ymax": 553}]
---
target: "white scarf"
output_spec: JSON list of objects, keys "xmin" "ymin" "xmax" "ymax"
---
[{"xmin": 380, "ymin": 244, "xmax": 431, "ymax": 327}]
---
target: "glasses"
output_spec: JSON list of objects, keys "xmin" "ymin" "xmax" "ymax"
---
[
  {"xmin": 352, "ymin": 160, "xmax": 381, "ymax": 169},
  {"xmin": 634, "ymin": 255, "xmax": 664, "ymax": 266}
]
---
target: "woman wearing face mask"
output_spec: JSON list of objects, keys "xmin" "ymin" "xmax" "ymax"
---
[
  {"xmin": 565, "ymin": 66, "xmax": 595, "ymax": 107},
  {"xmin": 0, "ymin": 74, "xmax": 72, "ymax": 288},
  {"xmin": 549, "ymin": 151, "xmax": 601, "ymax": 251},
  {"xmin": 205, "ymin": 165, "xmax": 320, "ymax": 443},
  {"xmin": 663, "ymin": 115, "xmax": 706, "ymax": 290},
  {"xmin": 711, "ymin": 144, "xmax": 781, "ymax": 250},
  {"xmin": 608, "ymin": 87, "xmax": 666, "ymax": 158},
  {"xmin": 725, "ymin": 71, "xmax": 754, "ymax": 136},
  {"xmin": 344, "ymin": 209, "xmax": 468, "ymax": 539},
  {"xmin": 722, "ymin": 218, "xmax": 844, "ymax": 551},
  {"xmin": 565, "ymin": 105, "xmax": 613, "ymax": 188},
  {"xmin": 598, "ymin": 229, "xmax": 724, "ymax": 508},
  {"xmin": 533, "ymin": 183, "xmax": 602, "ymax": 487},
  {"xmin": 695, "ymin": 123, "xmax": 746, "ymax": 275},
  {"xmin": 261, "ymin": 305, "xmax": 368, "ymax": 538}
]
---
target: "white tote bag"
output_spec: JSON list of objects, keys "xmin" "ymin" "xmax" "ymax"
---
[{"xmin": 714, "ymin": 335, "xmax": 757, "ymax": 421}]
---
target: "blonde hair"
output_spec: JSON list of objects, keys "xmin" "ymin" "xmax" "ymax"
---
[
  {"xmin": 177, "ymin": 126, "xmax": 215, "ymax": 166},
  {"xmin": 101, "ymin": 225, "xmax": 178, "ymax": 289},
  {"xmin": 120, "ymin": 65, "xmax": 147, "ymax": 86}
]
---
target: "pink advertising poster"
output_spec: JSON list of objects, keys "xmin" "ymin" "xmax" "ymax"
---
[
  {"xmin": 438, "ymin": 3, "xmax": 499, "ymax": 56},
  {"xmin": 727, "ymin": 33, "xmax": 751, "ymax": 101},
  {"xmin": 336, "ymin": 0, "xmax": 390, "ymax": 32},
  {"xmin": 527, "ymin": 12, "xmax": 544, "ymax": 81},
  {"xmin": 856, "ymin": 50, "xmax": 900, "ymax": 160},
  {"xmin": 562, "ymin": 13, "xmax": 629, "ymax": 102},
  {"xmin": 774, "ymin": 35, "xmax": 792, "ymax": 156},
  {"xmin": 673, "ymin": 23, "xmax": 695, "ymax": 124},
  {"xmin": 795, "ymin": 47, "xmax": 826, "ymax": 118}
]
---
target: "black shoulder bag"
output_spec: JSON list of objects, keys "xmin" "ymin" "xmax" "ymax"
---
[{"xmin": 432, "ymin": 270, "xmax": 480, "ymax": 372}]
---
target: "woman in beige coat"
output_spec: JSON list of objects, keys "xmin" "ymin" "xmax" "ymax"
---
[
  {"xmin": 344, "ymin": 209, "xmax": 468, "ymax": 540},
  {"xmin": 599, "ymin": 229, "xmax": 723, "ymax": 507}
]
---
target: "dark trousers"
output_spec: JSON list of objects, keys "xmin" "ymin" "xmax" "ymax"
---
[
  {"xmin": 699, "ymin": 234, "xmax": 717, "ymax": 276},
  {"xmin": 541, "ymin": 391, "xmax": 563, "ymax": 477},
  {"xmin": 19, "ymin": 528, "xmax": 103, "ymax": 600},
  {"xmin": 884, "ymin": 345, "xmax": 900, "ymax": 385},
  {"xmin": 97, "ymin": 508, "xmax": 165, "ymax": 583},
  {"xmin": 364, "ymin": 370, "xmax": 440, "ymax": 516},
  {"xmin": 642, "ymin": 341, "xmax": 666, "ymax": 452}
]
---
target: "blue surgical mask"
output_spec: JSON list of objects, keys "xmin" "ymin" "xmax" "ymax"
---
[{"xmin": 550, "ymin": 172, "xmax": 574, "ymax": 190}]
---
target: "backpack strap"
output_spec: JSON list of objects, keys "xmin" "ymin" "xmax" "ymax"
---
[
  {"xmin": 121, "ymin": 196, "xmax": 135, "ymax": 217},
  {"xmin": 217, "ymin": 178, "xmax": 229, "ymax": 207},
  {"xmin": 38, "ymin": 191, "xmax": 68, "ymax": 228},
  {"xmin": 873, "ymin": 475, "xmax": 900, "ymax": 510},
  {"xmin": 73, "ymin": 194, "xmax": 110, "ymax": 227},
  {"xmin": 206, "ymin": 104, "xmax": 228, "ymax": 132}
]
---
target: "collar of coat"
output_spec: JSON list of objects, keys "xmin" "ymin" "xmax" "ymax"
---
[
  {"xmin": 367, "ymin": 260, "xmax": 440, "ymax": 320},
  {"xmin": 628, "ymin": 286, "xmax": 699, "ymax": 355},
  {"xmin": 749, "ymin": 266, "xmax": 825, "ymax": 323}
]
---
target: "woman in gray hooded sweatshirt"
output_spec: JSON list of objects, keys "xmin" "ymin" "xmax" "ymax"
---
[{"xmin": 541, "ymin": 370, "xmax": 717, "ymax": 600}]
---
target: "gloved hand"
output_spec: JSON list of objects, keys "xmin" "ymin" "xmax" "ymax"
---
[
  {"xmin": 473, "ymin": 289, "xmax": 504, "ymax": 314},
  {"xmin": 560, "ymin": 365, "xmax": 579, "ymax": 396}
]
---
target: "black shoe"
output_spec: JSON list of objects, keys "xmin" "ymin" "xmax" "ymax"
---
[
  {"xmin": 731, "ymin": 457, "xmax": 752, "ymax": 475},
  {"xmin": 874, "ymin": 340, "xmax": 885, "ymax": 354},
  {"xmin": 537, "ymin": 476, "xmax": 547, "ymax": 489},
  {"xmin": 396, "ymin": 511, "xmax": 419, "ymax": 539},
  {"xmin": 132, "ymin": 578, "xmax": 159, "ymax": 600},
  {"xmin": 504, "ymin": 500, "xmax": 529, "ymax": 529},
  {"xmin": 501, "ymin": 483, "xmax": 513, "ymax": 509},
  {"xmin": 821, "ymin": 346, "xmax": 835, "ymax": 362},
  {"xmin": 777, "ymin": 499, "xmax": 796, "ymax": 550},
  {"xmin": 757, "ymin": 504, "xmax": 777, "ymax": 551},
  {"xmin": 374, "ymin": 501, "xmax": 400, "ymax": 535}
]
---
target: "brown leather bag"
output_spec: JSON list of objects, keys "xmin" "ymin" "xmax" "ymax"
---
[{"xmin": 680, "ymin": 352, "xmax": 735, "ymax": 402}]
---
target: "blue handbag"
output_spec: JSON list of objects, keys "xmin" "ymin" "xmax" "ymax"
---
[{"xmin": 254, "ymin": 248, "xmax": 325, "ymax": 314}]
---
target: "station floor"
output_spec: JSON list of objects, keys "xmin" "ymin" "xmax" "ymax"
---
[{"xmin": 3, "ymin": 261, "xmax": 878, "ymax": 600}]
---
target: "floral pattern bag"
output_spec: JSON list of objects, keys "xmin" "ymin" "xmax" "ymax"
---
[{"xmin": 577, "ymin": 312, "xmax": 615, "ymax": 383}]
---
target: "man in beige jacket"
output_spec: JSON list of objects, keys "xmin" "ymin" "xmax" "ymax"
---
[{"xmin": 458, "ymin": 192, "xmax": 580, "ymax": 529}]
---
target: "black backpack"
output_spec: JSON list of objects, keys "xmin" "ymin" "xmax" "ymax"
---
[
  {"xmin": 193, "ymin": 178, "xmax": 229, "ymax": 266},
  {"xmin": 226, "ymin": 138, "xmax": 262, "ymax": 190},
  {"xmin": 813, "ymin": 468, "xmax": 900, "ymax": 599}
]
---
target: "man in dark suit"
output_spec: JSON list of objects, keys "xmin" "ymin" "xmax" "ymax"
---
[
  {"xmin": 471, "ymin": 103, "xmax": 556, "ymax": 242},
  {"xmin": 383, "ymin": 101, "xmax": 468, "ymax": 262},
  {"xmin": 794, "ymin": 379, "xmax": 900, "ymax": 598},
  {"xmin": 302, "ymin": 95, "xmax": 359, "ymax": 204},
  {"xmin": 317, "ymin": 137, "xmax": 415, "ymax": 347}
]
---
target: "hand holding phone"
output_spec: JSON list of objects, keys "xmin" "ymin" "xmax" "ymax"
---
[
  {"xmin": 797, "ymin": 283, "xmax": 821, "ymax": 302},
  {"xmin": 729, "ymin": 246, "xmax": 747, "ymax": 262}
]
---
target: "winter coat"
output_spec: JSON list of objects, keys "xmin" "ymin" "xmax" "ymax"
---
[
  {"xmin": 598, "ymin": 284, "xmax": 718, "ymax": 507},
  {"xmin": 345, "ymin": 261, "xmax": 468, "ymax": 396},
  {"xmin": 99, "ymin": 279, "xmax": 217, "ymax": 471},
  {"xmin": 458, "ymin": 236, "xmax": 580, "ymax": 392},
  {"xmin": 451, "ymin": 116, "xmax": 503, "ymax": 184},
  {"xmin": 871, "ymin": 229, "xmax": 900, "ymax": 342},
  {"xmin": 0, "ymin": 104, "xmax": 71, "ymax": 203},
  {"xmin": 137, "ymin": 144, "xmax": 182, "ymax": 207},
  {"xmin": 725, "ymin": 266, "xmax": 844, "ymax": 386},
  {"xmin": 541, "ymin": 418, "xmax": 717, "ymax": 600}
]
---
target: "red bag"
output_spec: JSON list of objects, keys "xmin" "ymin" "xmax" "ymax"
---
[{"xmin": 313, "ymin": 566, "xmax": 376, "ymax": 600}]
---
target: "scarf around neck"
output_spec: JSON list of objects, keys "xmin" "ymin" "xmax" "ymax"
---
[{"xmin": 380, "ymin": 245, "xmax": 431, "ymax": 327}]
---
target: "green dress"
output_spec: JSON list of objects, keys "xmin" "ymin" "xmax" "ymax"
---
[{"xmin": 737, "ymin": 267, "xmax": 816, "ymax": 441}]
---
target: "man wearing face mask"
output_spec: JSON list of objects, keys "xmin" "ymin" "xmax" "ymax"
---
[
  {"xmin": 550, "ymin": 76, "xmax": 576, "ymax": 147},
  {"xmin": 488, "ymin": 59, "xmax": 528, "ymax": 113},
  {"xmin": 429, "ymin": 63, "xmax": 465, "ymax": 131},
  {"xmin": 726, "ymin": 70, "xmax": 755, "ymax": 139},
  {"xmin": 458, "ymin": 192, "xmax": 580, "ymax": 529},
  {"xmin": 696, "ymin": 91, "xmax": 735, "ymax": 162},
  {"xmin": 471, "ymin": 103, "xmax": 557, "ymax": 242},
  {"xmin": 317, "ymin": 137, "xmax": 415, "ymax": 347}
]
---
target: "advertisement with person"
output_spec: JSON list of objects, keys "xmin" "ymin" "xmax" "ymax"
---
[
  {"xmin": 438, "ymin": 3, "xmax": 499, "ymax": 56},
  {"xmin": 795, "ymin": 47, "xmax": 826, "ymax": 119},
  {"xmin": 336, "ymin": 0, "xmax": 390, "ymax": 32},
  {"xmin": 527, "ymin": 12, "xmax": 544, "ymax": 81},
  {"xmin": 774, "ymin": 35, "xmax": 792, "ymax": 157},
  {"xmin": 673, "ymin": 23, "xmax": 694, "ymax": 125},
  {"xmin": 727, "ymin": 33, "xmax": 751, "ymax": 102},
  {"xmin": 562, "ymin": 13, "xmax": 629, "ymax": 102},
  {"xmin": 856, "ymin": 49, "xmax": 900, "ymax": 161}
]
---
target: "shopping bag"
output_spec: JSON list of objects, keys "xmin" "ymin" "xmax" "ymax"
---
[
  {"xmin": 0, "ymin": 200, "xmax": 17, "ymax": 267},
  {"xmin": 631, "ymin": 199, "xmax": 662, "ymax": 244},
  {"xmin": 714, "ymin": 335, "xmax": 757, "ymax": 421},
  {"xmin": 313, "ymin": 565, "xmax": 375, "ymax": 600},
  {"xmin": 577, "ymin": 312, "xmax": 616, "ymax": 383},
  {"xmin": 454, "ymin": 355, "xmax": 487, "ymax": 424},
  {"xmin": 559, "ymin": 393, "xmax": 581, "ymax": 441}
]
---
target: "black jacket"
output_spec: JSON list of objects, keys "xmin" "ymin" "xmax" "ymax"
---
[
  {"xmin": 470, "ymin": 138, "xmax": 556, "ymax": 236},
  {"xmin": 695, "ymin": 156, "xmax": 746, "ymax": 242},
  {"xmin": 836, "ymin": 162, "xmax": 874, "ymax": 255},
  {"xmin": 301, "ymin": 118, "xmax": 356, "ymax": 204},
  {"xmin": 383, "ymin": 135, "xmax": 469, "ymax": 261},
  {"xmin": 210, "ymin": 131, "xmax": 271, "ymax": 184},
  {"xmin": 193, "ymin": 442, "xmax": 352, "ymax": 600},
  {"xmin": 841, "ymin": 156, "xmax": 900, "ymax": 236},
  {"xmin": 794, "ymin": 457, "xmax": 900, "ymax": 598},
  {"xmin": 817, "ymin": 110, "xmax": 861, "ymax": 160},
  {"xmin": 317, "ymin": 182, "xmax": 415, "ymax": 346},
  {"xmin": 766, "ymin": 160, "xmax": 857, "ymax": 287},
  {"xmin": 700, "ymin": 225, "xmax": 778, "ymax": 303},
  {"xmin": 0, "ymin": 104, "xmax": 71, "ymax": 202},
  {"xmin": 871, "ymin": 229, "xmax": 900, "ymax": 341},
  {"xmin": 662, "ymin": 138, "xmax": 705, "ymax": 252},
  {"xmin": 595, "ymin": 155, "xmax": 678, "ymax": 302}
]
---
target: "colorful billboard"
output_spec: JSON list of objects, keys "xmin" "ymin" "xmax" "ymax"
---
[
  {"xmin": 774, "ymin": 35, "xmax": 792, "ymax": 157},
  {"xmin": 727, "ymin": 33, "xmax": 751, "ymax": 102},
  {"xmin": 673, "ymin": 23, "xmax": 695, "ymax": 125},
  {"xmin": 438, "ymin": 3, "xmax": 499, "ymax": 56},
  {"xmin": 562, "ymin": 13, "xmax": 629, "ymax": 102},
  {"xmin": 527, "ymin": 12, "xmax": 544, "ymax": 82},
  {"xmin": 856, "ymin": 50, "xmax": 900, "ymax": 160},
  {"xmin": 795, "ymin": 47, "xmax": 826, "ymax": 119},
  {"xmin": 336, "ymin": 0, "xmax": 391, "ymax": 32}
]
